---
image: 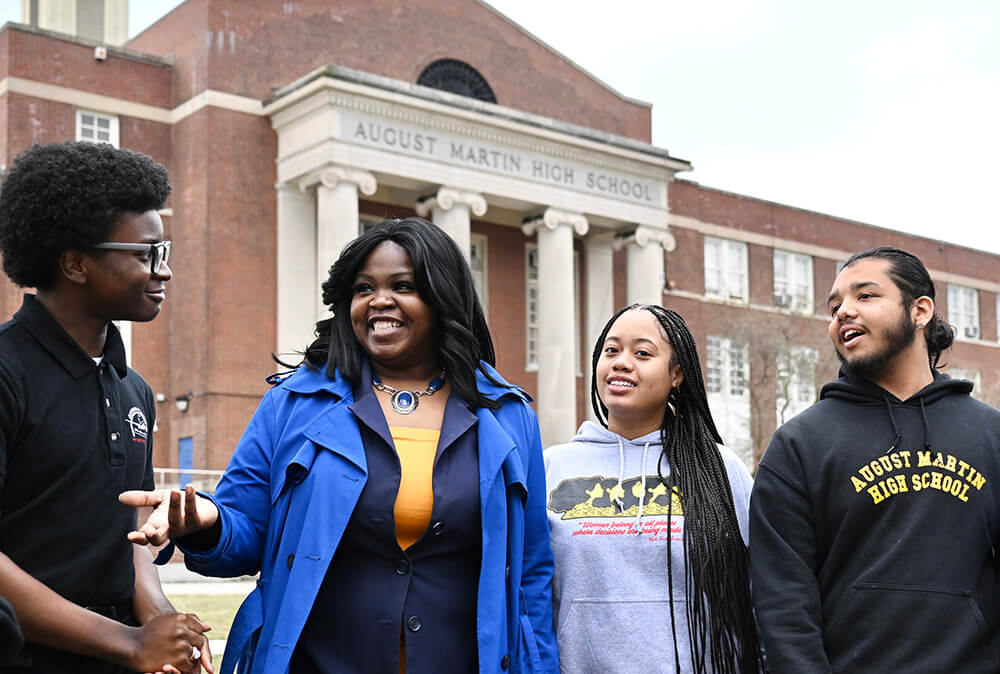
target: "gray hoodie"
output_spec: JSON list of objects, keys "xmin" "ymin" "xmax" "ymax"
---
[{"xmin": 544, "ymin": 421, "xmax": 753, "ymax": 674}]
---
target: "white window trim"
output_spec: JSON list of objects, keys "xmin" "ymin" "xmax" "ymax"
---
[
  {"xmin": 76, "ymin": 109, "xmax": 120, "ymax": 147},
  {"xmin": 948, "ymin": 284, "xmax": 980, "ymax": 341},
  {"xmin": 706, "ymin": 335, "xmax": 752, "ymax": 468},
  {"xmin": 704, "ymin": 236, "xmax": 748, "ymax": 304},
  {"xmin": 773, "ymin": 249, "xmax": 813, "ymax": 314}
]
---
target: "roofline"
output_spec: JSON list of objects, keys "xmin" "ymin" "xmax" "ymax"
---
[
  {"xmin": 1, "ymin": 22, "xmax": 174, "ymax": 68},
  {"xmin": 475, "ymin": 0, "xmax": 653, "ymax": 109},
  {"xmin": 268, "ymin": 64, "xmax": 691, "ymax": 170},
  {"xmin": 675, "ymin": 178, "xmax": 999, "ymax": 259}
]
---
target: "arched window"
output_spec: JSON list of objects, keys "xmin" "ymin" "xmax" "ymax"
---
[{"xmin": 417, "ymin": 59, "xmax": 496, "ymax": 104}]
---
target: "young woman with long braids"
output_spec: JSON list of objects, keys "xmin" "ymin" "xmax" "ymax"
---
[{"xmin": 545, "ymin": 304, "xmax": 761, "ymax": 673}]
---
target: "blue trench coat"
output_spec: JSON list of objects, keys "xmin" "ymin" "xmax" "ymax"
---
[{"xmin": 179, "ymin": 363, "xmax": 558, "ymax": 673}]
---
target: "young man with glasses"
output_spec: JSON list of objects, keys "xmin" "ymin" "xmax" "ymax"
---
[{"xmin": 0, "ymin": 142, "xmax": 212, "ymax": 673}]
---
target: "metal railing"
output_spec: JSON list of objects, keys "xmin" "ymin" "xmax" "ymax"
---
[{"xmin": 153, "ymin": 468, "xmax": 225, "ymax": 493}]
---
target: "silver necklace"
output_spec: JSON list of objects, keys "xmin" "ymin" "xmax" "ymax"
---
[{"xmin": 372, "ymin": 370, "xmax": 446, "ymax": 414}]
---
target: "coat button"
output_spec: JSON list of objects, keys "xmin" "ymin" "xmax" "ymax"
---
[
  {"xmin": 501, "ymin": 654, "xmax": 510, "ymax": 669},
  {"xmin": 406, "ymin": 615, "xmax": 421, "ymax": 632},
  {"xmin": 431, "ymin": 521, "xmax": 444, "ymax": 535},
  {"xmin": 110, "ymin": 432, "xmax": 119, "ymax": 441},
  {"xmin": 287, "ymin": 553, "xmax": 295, "ymax": 569},
  {"xmin": 395, "ymin": 559, "xmax": 410, "ymax": 575}
]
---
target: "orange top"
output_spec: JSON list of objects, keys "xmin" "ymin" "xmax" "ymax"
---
[{"xmin": 391, "ymin": 426, "xmax": 440, "ymax": 550}]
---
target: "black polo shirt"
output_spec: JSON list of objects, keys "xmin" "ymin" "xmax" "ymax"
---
[{"xmin": 0, "ymin": 294, "xmax": 155, "ymax": 609}]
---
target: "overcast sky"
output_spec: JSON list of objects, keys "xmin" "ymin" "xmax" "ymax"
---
[{"xmin": 3, "ymin": 0, "xmax": 998, "ymax": 256}]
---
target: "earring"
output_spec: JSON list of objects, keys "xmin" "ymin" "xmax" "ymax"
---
[{"xmin": 916, "ymin": 322, "xmax": 924, "ymax": 329}]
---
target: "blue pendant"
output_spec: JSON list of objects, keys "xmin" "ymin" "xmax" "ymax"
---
[{"xmin": 391, "ymin": 390, "xmax": 418, "ymax": 414}]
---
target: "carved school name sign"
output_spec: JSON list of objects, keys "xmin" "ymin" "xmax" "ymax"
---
[{"xmin": 343, "ymin": 112, "xmax": 664, "ymax": 206}]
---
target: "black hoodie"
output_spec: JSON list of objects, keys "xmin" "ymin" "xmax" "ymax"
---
[{"xmin": 750, "ymin": 370, "xmax": 1000, "ymax": 673}]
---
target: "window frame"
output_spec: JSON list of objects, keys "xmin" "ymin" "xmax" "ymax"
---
[
  {"xmin": 76, "ymin": 109, "xmax": 120, "ymax": 147},
  {"xmin": 706, "ymin": 335, "xmax": 753, "ymax": 468},
  {"xmin": 947, "ymin": 284, "xmax": 980, "ymax": 340},
  {"xmin": 773, "ymin": 249, "xmax": 813, "ymax": 313},
  {"xmin": 704, "ymin": 236, "xmax": 749, "ymax": 304}
]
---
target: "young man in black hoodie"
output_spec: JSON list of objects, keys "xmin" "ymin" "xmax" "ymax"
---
[
  {"xmin": 750, "ymin": 247, "xmax": 999, "ymax": 673},
  {"xmin": 0, "ymin": 142, "xmax": 211, "ymax": 672}
]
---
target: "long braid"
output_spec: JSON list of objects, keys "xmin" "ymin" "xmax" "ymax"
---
[{"xmin": 591, "ymin": 305, "xmax": 762, "ymax": 673}]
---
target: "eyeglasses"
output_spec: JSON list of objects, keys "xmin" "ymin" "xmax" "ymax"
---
[{"xmin": 91, "ymin": 241, "xmax": 172, "ymax": 274}]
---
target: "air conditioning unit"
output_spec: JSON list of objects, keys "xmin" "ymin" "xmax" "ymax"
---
[
  {"xmin": 774, "ymin": 292, "xmax": 793, "ymax": 308},
  {"xmin": 964, "ymin": 325, "xmax": 980, "ymax": 339}
]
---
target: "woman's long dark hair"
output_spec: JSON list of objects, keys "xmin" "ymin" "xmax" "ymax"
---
[
  {"xmin": 591, "ymin": 304, "xmax": 762, "ymax": 673},
  {"xmin": 300, "ymin": 217, "xmax": 502, "ymax": 409}
]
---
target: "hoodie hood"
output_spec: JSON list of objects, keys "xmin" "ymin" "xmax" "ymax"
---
[
  {"xmin": 820, "ymin": 367, "xmax": 972, "ymax": 405},
  {"xmin": 569, "ymin": 419, "xmax": 662, "ymax": 449},
  {"xmin": 820, "ymin": 368, "xmax": 973, "ymax": 454}
]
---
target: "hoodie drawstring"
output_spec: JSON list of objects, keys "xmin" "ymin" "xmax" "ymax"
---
[
  {"xmin": 614, "ymin": 438, "xmax": 652, "ymax": 535},
  {"xmin": 615, "ymin": 437, "xmax": 626, "ymax": 512},
  {"xmin": 882, "ymin": 394, "xmax": 934, "ymax": 454},
  {"xmin": 635, "ymin": 442, "xmax": 650, "ymax": 535},
  {"xmin": 882, "ymin": 395, "xmax": 903, "ymax": 453},
  {"xmin": 919, "ymin": 398, "xmax": 933, "ymax": 451}
]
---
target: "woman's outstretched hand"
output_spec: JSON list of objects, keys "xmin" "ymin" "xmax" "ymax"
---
[{"xmin": 120, "ymin": 485, "xmax": 220, "ymax": 546}]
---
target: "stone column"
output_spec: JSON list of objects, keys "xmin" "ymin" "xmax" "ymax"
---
[
  {"xmin": 316, "ymin": 166, "xmax": 377, "ymax": 317},
  {"xmin": 415, "ymin": 186, "xmax": 487, "ymax": 260},
  {"xmin": 522, "ymin": 208, "xmax": 589, "ymax": 447},
  {"xmin": 615, "ymin": 225, "xmax": 675, "ymax": 306},
  {"xmin": 275, "ymin": 181, "xmax": 317, "ymax": 358},
  {"xmin": 584, "ymin": 234, "xmax": 615, "ymax": 421}
]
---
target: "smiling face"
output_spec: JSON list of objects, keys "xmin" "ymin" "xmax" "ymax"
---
[
  {"xmin": 827, "ymin": 258, "xmax": 918, "ymax": 380},
  {"xmin": 596, "ymin": 309, "xmax": 684, "ymax": 439},
  {"xmin": 349, "ymin": 240, "xmax": 438, "ymax": 377},
  {"xmin": 83, "ymin": 209, "xmax": 171, "ymax": 323}
]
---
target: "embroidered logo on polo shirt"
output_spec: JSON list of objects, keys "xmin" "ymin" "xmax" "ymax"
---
[{"xmin": 127, "ymin": 407, "xmax": 149, "ymax": 443}]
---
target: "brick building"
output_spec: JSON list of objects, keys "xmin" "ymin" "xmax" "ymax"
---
[{"xmin": 2, "ymin": 0, "xmax": 998, "ymax": 475}]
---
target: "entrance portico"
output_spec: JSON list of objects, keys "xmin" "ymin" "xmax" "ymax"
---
[{"xmin": 265, "ymin": 66, "xmax": 690, "ymax": 445}]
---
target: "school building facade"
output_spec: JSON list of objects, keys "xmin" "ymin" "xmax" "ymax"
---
[{"xmin": 2, "ymin": 0, "xmax": 998, "ymax": 474}]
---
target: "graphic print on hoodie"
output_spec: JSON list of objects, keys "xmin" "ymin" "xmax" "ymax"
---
[
  {"xmin": 750, "ymin": 371, "xmax": 1000, "ymax": 673},
  {"xmin": 545, "ymin": 421, "xmax": 753, "ymax": 674}
]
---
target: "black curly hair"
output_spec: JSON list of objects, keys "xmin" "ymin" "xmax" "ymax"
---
[{"xmin": 0, "ymin": 141, "xmax": 171, "ymax": 289}]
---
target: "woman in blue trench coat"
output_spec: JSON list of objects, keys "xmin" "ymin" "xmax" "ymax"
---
[{"xmin": 122, "ymin": 217, "xmax": 558, "ymax": 673}]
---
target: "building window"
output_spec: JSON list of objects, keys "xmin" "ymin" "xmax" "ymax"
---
[
  {"xmin": 776, "ymin": 347, "xmax": 817, "ymax": 423},
  {"xmin": 996, "ymin": 295, "xmax": 999, "ymax": 343},
  {"xmin": 526, "ymin": 245, "xmax": 539, "ymax": 371},
  {"xmin": 76, "ymin": 110, "xmax": 119, "ymax": 147},
  {"xmin": 773, "ymin": 250, "xmax": 813, "ymax": 313},
  {"xmin": 706, "ymin": 336, "xmax": 752, "ymax": 468},
  {"xmin": 704, "ymin": 237, "xmax": 748, "ymax": 303},
  {"xmin": 417, "ymin": 59, "xmax": 497, "ymax": 104},
  {"xmin": 947, "ymin": 284, "xmax": 980, "ymax": 340},
  {"xmin": 470, "ymin": 233, "xmax": 488, "ymax": 320}
]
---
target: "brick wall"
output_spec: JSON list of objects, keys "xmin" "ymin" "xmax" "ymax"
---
[{"xmin": 127, "ymin": 0, "xmax": 651, "ymax": 141}]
